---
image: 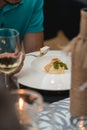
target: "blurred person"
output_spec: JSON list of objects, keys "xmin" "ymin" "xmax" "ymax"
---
[
  {"xmin": 0, "ymin": 0, "xmax": 44, "ymax": 53},
  {"xmin": 0, "ymin": 88, "xmax": 23, "ymax": 130},
  {"xmin": 0, "ymin": 0, "xmax": 44, "ymax": 74}
]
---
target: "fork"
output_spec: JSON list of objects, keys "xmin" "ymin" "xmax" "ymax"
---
[
  {"xmin": 27, "ymin": 46, "xmax": 50, "ymax": 57},
  {"xmin": 28, "ymin": 53, "xmax": 45, "ymax": 57}
]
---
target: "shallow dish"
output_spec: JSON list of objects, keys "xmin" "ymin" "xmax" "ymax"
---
[{"xmin": 16, "ymin": 50, "xmax": 71, "ymax": 91}]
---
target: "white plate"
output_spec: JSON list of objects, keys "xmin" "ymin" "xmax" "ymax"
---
[{"xmin": 16, "ymin": 50, "xmax": 71, "ymax": 91}]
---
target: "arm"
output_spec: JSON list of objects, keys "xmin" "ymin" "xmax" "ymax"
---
[
  {"xmin": 23, "ymin": 0, "xmax": 44, "ymax": 53},
  {"xmin": 23, "ymin": 32, "xmax": 44, "ymax": 53}
]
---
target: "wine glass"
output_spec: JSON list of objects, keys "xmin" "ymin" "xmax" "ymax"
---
[
  {"xmin": 11, "ymin": 89, "xmax": 44, "ymax": 130},
  {"xmin": 0, "ymin": 28, "xmax": 23, "ymax": 89}
]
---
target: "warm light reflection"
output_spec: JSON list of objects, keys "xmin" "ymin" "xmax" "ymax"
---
[
  {"xmin": 79, "ymin": 121, "xmax": 85, "ymax": 130},
  {"xmin": 19, "ymin": 98, "xmax": 24, "ymax": 110}
]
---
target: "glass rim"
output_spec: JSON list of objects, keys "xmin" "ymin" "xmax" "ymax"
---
[
  {"xmin": 0, "ymin": 28, "xmax": 19, "ymax": 38},
  {"xmin": 11, "ymin": 89, "xmax": 44, "ymax": 111},
  {"xmin": 11, "ymin": 89, "xmax": 43, "ymax": 105}
]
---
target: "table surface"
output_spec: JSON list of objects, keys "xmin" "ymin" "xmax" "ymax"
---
[
  {"xmin": 20, "ymin": 85, "xmax": 71, "ymax": 129},
  {"xmin": 20, "ymin": 85, "xmax": 69, "ymax": 103},
  {"xmin": 39, "ymin": 98, "xmax": 71, "ymax": 130}
]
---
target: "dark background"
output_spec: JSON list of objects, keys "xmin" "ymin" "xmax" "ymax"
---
[{"xmin": 44, "ymin": 0, "xmax": 87, "ymax": 40}]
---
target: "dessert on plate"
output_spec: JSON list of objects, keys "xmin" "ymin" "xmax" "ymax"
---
[{"xmin": 44, "ymin": 58, "xmax": 68, "ymax": 74}]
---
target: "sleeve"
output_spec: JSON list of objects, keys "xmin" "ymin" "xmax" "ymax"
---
[{"xmin": 26, "ymin": 0, "xmax": 44, "ymax": 33}]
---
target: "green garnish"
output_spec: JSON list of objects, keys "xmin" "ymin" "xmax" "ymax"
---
[
  {"xmin": 60, "ymin": 62, "xmax": 68, "ymax": 69},
  {"xmin": 53, "ymin": 61, "xmax": 68, "ymax": 70},
  {"xmin": 53, "ymin": 61, "xmax": 59, "ymax": 69}
]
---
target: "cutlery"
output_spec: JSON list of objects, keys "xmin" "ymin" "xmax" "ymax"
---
[{"xmin": 27, "ymin": 46, "xmax": 50, "ymax": 57}]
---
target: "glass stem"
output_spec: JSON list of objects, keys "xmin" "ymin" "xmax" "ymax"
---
[
  {"xmin": 0, "ymin": 73, "xmax": 19, "ymax": 90},
  {"xmin": 5, "ymin": 74, "xmax": 20, "ymax": 90},
  {"xmin": 5, "ymin": 74, "xmax": 10, "ymax": 89}
]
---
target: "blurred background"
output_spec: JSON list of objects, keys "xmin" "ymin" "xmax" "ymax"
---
[{"xmin": 44, "ymin": 0, "xmax": 87, "ymax": 43}]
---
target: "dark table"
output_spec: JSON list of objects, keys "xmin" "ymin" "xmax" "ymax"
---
[{"xmin": 19, "ymin": 84, "xmax": 69, "ymax": 103}]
